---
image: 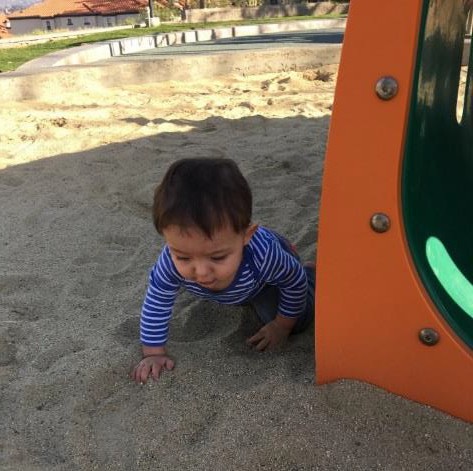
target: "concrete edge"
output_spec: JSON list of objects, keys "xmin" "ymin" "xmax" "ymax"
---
[
  {"xmin": 14, "ymin": 18, "xmax": 471, "ymax": 74},
  {"xmin": 16, "ymin": 42, "xmax": 114, "ymax": 71},
  {"xmin": 15, "ymin": 18, "xmax": 347, "ymax": 72},
  {"xmin": 0, "ymin": 44, "xmax": 342, "ymax": 101}
]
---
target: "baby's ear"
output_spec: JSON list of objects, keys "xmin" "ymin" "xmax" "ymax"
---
[{"xmin": 244, "ymin": 223, "xmax": 258, "ymax": 245}]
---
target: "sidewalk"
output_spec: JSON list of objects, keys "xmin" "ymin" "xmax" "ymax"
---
[{"xmin": 0, "ymin": 25, "xmax": 134, "ymax": 48}]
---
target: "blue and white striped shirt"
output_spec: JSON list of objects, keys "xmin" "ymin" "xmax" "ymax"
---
[{"xmin": 140, "ymin": 226, "xmax": 307, "ymax": 346}]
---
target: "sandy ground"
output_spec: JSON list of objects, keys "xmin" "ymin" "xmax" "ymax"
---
[{"xmin": 1, "ymin": 63, "xmax": 472, "ymax": 470}]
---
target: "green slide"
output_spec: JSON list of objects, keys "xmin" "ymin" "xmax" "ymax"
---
[{"xmin": 402, "ymin": 0, "xmax": 473, "ymax": 347}]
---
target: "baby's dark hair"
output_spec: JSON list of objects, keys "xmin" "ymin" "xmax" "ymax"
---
[{"xmin": 153, "ymin": 158, "xmax": 252, "ymax": 238}]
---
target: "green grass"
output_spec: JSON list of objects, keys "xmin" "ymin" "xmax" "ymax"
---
[{"xmin": 0, "ymin": 14, "xmax": 345, "ymax": 73}]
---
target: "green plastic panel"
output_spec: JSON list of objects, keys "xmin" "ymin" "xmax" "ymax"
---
[{"xmin": 402, "ymin": 0, "xmax": 473, "ymax": 347}]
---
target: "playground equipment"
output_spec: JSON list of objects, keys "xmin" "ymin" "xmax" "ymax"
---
[{"xmin": 315, "ymin": 0, "xmax": 473, "ymax": 422}]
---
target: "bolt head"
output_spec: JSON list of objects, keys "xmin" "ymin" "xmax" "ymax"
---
[
  {"xmin": 419, "ymin": 328, "xmax": 440, "ymax": 346},
  {"xmin": 376, "ymin": 76, "xmax": 399, "ymax": 100},
  {"xmin": 370, "ymin": 213, "xmax": 391, "ymax": 233}
]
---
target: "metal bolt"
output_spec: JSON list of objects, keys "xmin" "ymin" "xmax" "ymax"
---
[
  {"xmin": 419, "ymin": 328, "xmax": 440, "ymax": 346},
  {"xmin": 370, "ymin": 213, "xmax": 391, "ymax": 233},
  {"xmin": 375, "ymin": 76, "xmax": 399, "ymax": 100}
]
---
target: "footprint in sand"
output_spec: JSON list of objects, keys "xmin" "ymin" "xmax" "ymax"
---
[
  {"xmin": 113, "ymin": 317, "xmax": 139, "ymax": 347},
  {"xmin": 72, "ymin": 235, "xmax": 141, "ymax": 272},
  {"xmin": 295, "ymin": 186, "xmax": 320, "ymax": 208},
  {"xmin": 101, "ymin": 234, "xmax": 141, "ymax": 249},
  {"xmin": 167, "ymin": 296, "xmax": 242, "ymax": 343},
  {"xmin": 0, "ymin": 173, "xmax": 24, "ymax": 188},
  {"xmin": 1, "ymin": 274, "xmax": 60, "ymax": 322},
  {"xmin": 115, "ymin": 300, "xmax": 247, "ymax": 346},
  {"xmin": 32, "ymin": 339, "xmax": 86, "ymax": 372},
  {"xmin": 0, "ymin": 326, "xmax": 18, "ymax": 366},
  {"xmin": 117, "ymin": 184, "xmax": 154, "ymax": 222},
  {"xmin": 69, "ymin": 233, "xmax": 145, "ymax": 301}
]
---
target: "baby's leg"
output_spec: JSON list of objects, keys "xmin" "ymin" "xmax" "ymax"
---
[
  {"xmin": 249, "ymin": 264, "xmax": 315, "ymax": 334},
  {"xmin": 249, "ymin": 284, "xmax": 279, "ymax": 326}
]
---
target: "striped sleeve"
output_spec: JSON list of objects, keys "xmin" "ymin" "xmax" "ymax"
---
[
  {"xmin": 140, "ymin": 247, "xmax": 181, "ymax": 347},
  {"xmin": 254, "ymin": 233, "xmax": 307, "ymax": 318}
]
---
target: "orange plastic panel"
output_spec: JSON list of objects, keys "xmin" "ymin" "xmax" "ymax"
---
[{"xmin": 315, "ymin": 0, "xmax": 473, "ymax": 422}]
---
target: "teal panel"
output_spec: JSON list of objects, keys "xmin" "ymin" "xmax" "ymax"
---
[
  {"xmin": 402, "ymin": 0, "xmax": 473, "ymax": 347},
  {"xmin": 426, "ymin": 237, "xmax": 473, "ymax": 318}
]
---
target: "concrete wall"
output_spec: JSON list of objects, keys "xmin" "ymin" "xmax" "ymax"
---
[
  {"xmin": 54, "ymin": 16, "xmax": 100, "ymax": 30},
  {"xmin": 10, "ymin": 18, "xmax": 42, "ymax": 35},
  {"xmin": 184, "ymin": 1, "xmax": 349, "ymax": 23},
  {"xmin": 2, "ymin": 44, "xmax": 342, "ymax": 101}
]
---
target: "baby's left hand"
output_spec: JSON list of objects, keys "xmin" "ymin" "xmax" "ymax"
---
[{"xmin": 247, "ymin": 319, "xmax": 292, "ymax": 351}]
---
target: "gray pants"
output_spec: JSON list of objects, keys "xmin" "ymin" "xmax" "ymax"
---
[
  {"xmin": 249, "ymin": 234, "xmax": 315, "ymax": 334},
  {"xmin": 249, "ymin": 265, "xmax": 315, "ymax": 334}
]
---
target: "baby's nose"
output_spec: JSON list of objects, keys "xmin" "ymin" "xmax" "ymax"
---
[{"xmin": 194, "ymin": 262, "xmax": 210, "ymax": 277}]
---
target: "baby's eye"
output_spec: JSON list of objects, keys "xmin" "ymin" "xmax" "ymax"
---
[
  {"xmin": 211, "ymin": 255, "xmax": 227, "ymax": 262},
  {"xmin": 176, "ymin": 256, "xmax": 190, "ymax": 261}
]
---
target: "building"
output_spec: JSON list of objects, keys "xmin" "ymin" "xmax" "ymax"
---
[
  {"xmin": 8, "ymin": 0, "xmax": 149, "ymax": 35},
  {"xmin": 1, "ymin": 13, "xmax": 12, "ymax": 37}
]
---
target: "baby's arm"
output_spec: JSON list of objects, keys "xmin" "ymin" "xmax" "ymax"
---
[{"xmin": 132, "ymin": 249, "xmax": 180, "ymax": 383}]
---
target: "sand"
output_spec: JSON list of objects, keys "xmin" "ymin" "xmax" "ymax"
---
[{"xmin": 1, "ymin": 63, "xmax": 472, "ymax": 470}]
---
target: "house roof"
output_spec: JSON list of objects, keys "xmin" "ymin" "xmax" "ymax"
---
[{"xmin": 8, "ymin": 0, "xmax": 149, "ymax": 19}]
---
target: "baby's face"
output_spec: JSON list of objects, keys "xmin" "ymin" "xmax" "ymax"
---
[{"xmin": 163, "ymin": 224, "xmax": 256, "ymax": 291}]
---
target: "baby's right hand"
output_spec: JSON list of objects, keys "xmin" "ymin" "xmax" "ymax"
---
[{"xmin": 131, "ymin": 354, "xmax": 175, "ymax": 384}]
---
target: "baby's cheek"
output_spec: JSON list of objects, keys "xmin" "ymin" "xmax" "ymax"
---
[
  {"xmin": 174, "ymin": 262, "xmax": 189, "ymax": 278},
  {"xmin": 223, "ymin": 259, "xmax": 240, "ymax": 278}
]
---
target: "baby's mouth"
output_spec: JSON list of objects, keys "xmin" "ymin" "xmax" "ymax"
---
[{"xmin": 199, "ymin": 279, "xmax": 216, "ymax": 287}]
